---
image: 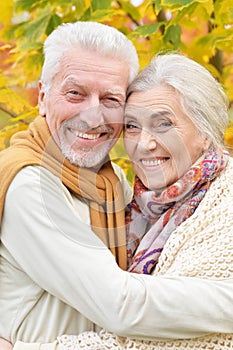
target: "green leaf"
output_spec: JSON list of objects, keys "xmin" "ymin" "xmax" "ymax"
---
[
  {"xmin": 164, "ymin": 24, "xmax": 181, "ymax": 48},
  {"xmin": 18, "ymin": 41, "xmax": 43, "ymax": 51},
  {"xmin": 214, "ymin": 0, "xmax": 233, "ymax": 25},
  {"xmin": 117, "ymin": 0, "xmax": 141, "ymax": 21},
  {"xmin": 79, "ymin": 7, "xmax": 91, "ymax": 21},
  {"xmin": 171, "ymin": 1, "xmax": 198, "ymax": 23},
  {"xmin": 161, "ymin": 0, "xmax": 195, "ymax": 6},
  {"xmin": 91, "ymin": 0, "xmax": 112, "ymax": 11},
  {"xmin": 211, "ymin": 27, "xmax": 233, "ymax": 52},
  {"xmin": 69, "ymin": 0, "xmax": 89, "ymax": 19},
  {"xmin": 154, "ymin": 0, "xmax": 213, "ymax": 12},
  {"xmin": 14, "ymin": 0, "xmax": 38, "ymax": 11},
  {"xmin": 89, "ymin": 9, "xmax": 116, "ymax": 21},
  {"xmin": 14, "ymin": 0, "xmax": 48, "ymax": 12},
  {"xmin": 193, "ymin": 33, "xmax": 216, "ymax": 57},
  {"xmin": 152, "ymin": 0, "xmax": 162, "ymax": 13},
  {"xmin": 46, "ymin": 14, "xmax": 62, "ymax": 36},
  {"xmin": 129, "ymin": 23, "xmax": 162, "ymax": 38},
  {"xmin": 14, "ymin": 13, "xmax": 51, "ymax": 41}
]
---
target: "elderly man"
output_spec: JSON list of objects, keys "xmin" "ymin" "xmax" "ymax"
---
[{"xmin": 0, "ymin": 21, "xmax": 233, "ymax": 350}]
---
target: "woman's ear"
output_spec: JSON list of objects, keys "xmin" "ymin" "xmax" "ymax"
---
[
  {"xmin": 202, "ymin": 136, "xmax": 211, "ymax": 153},
  {"xmin": 38, "ymin": 81, "xmax": 46, "ymax": 117}
]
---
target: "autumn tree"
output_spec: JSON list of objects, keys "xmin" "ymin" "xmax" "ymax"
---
[{"xmin": 0, "ymin": 0, "xmax": 233, "ymax": 175}]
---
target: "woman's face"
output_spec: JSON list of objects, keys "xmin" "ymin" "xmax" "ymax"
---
[{"xmin": 124, "ymin": 84, "xmax": 210, "ymax": 191}]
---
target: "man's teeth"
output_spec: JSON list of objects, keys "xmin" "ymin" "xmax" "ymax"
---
[
  {"xmin": 74, "ymin": 131, "xmax": 101, "ymax": 140},
  {"xmin": 141, "ymin": 159, "xmax": 166, "ymax": 166}
]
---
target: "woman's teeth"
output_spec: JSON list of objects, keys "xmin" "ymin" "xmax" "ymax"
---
[{"xmin": 141, "ymin": 158, "xmax": 166, "ymax": 166}]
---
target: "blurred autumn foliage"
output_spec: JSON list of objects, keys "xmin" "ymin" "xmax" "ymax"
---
[{"xmin": 0, "ymin": 0, "xmax": 233, "ymax": 182}]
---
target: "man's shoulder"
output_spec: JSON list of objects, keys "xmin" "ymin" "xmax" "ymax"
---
[
  {"xmin": 111, "ymin": 162, "xmax": 133, "ymax": 205},
  {"xmin": 7, "ymin": 165, "xmax": 61, "ymax": 194}
]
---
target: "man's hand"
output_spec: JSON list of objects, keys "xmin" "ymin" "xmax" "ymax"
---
[{"xmin": 0, "ymin": 338, "xmax": 13, "ymax": 350}]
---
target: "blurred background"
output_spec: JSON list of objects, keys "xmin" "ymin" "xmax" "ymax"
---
[{"xmin": 1, "ymin": 0, "xmax": 233, "ymax": 182}]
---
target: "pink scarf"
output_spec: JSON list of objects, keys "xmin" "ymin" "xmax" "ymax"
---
[{"xmin": 126, "ymin": 147, "xmax": 229, "ymax": 274}]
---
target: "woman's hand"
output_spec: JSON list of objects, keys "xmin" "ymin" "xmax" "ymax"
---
[{"xmin": 0, "ymin": 338, "xmax": 13, "ymax": 350}]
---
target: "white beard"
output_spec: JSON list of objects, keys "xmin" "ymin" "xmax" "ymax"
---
[{"xmin": 60, "ymin": 139, "xmax": 112, "ymax": 168}]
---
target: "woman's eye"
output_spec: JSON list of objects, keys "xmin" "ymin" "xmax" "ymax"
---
[
  {"xmin": 161, "ymin": 121, "xmax": 172, "ymax": 126},
  {"xmin": 154, "ymin": 120, "xmax": 173, "ymax": 131}
]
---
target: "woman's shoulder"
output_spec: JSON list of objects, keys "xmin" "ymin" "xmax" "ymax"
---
[
  {"xmin": 227, "ymin": 156, "xmax": 233, "ymax": 170},
  {"xmin": 216, "ymin": 156, "xmax": 233, "ymax": 188}
]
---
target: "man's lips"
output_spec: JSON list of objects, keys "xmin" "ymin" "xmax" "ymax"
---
[
  {"xmin": 67, "ymin": 128, "xmax": 108, "ymax": 141},
  {"xmin": 73, "ymin": 131, "xmax": 103, "ymax": 140}
]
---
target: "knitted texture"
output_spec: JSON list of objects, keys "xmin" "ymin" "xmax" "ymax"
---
[
  {"xmin": 58, "ymin": 158, "xmax": 233, "ymax": 349},
  {"xmin": 58, "ymin": 331, "xmax": 233, "ymax": 349}
]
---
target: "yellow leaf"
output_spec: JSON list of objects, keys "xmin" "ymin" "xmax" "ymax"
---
[
  {"xmin": 0, "ymin": 87, "xmax": 33, "ymax": 114},
  {"xmin": 0, "ymin": 0, "xmax": 14, "ymax": 27}
]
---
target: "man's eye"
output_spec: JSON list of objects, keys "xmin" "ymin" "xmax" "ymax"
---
[
  {"xmin": 69, "ymin": 90, "xmax": 80, "ymax": 95},
  {"xmin": 125, "ymin": 123, "xmax": 140, "ymax": 132},
  {"xmin": 66, "ymin": 90, "xmax": 83, "ymax": 102},
  {"xmin": 102, "ymin": 97, "xmax": 123, "ymax": 108}
]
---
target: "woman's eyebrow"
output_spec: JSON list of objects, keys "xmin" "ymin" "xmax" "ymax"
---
[
  {"xmin": 124, "ymin": 110, "xmax": 172, "ymax": 119},
  {"xmin": 124, "ymin": 113, "xmax": 137, "ymax": 120},
  {"xmin": 150, "ymin": 111, "xmax": 172, "ymax": 119}
]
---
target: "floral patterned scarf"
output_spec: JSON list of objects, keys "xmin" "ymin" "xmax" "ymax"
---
[{"xmin": 126, "ymin": 147, "xmax": 229, "ymax": 274}]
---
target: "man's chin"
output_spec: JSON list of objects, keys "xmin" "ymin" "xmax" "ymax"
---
[{"xmin": 62, "ymin": 149, "xmax": 110, "ymax": 169}]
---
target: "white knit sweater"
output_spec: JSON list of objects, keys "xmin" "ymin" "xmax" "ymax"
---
[{"xmin": 58, "ymin": 157, "xmax": 233, "ymax": 349}]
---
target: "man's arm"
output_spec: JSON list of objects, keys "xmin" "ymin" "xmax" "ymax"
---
[{"xmin": 1, "ymin": 167, "xmax": 233, "ymax": 340}]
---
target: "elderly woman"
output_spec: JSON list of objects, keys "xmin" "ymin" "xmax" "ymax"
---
[{"xmin": 10, "ymin": 53, "xmax": 233, "ymax": 349}]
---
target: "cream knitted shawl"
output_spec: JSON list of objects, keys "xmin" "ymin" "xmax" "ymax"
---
[{"xmin": 58, "ymin": 157, "xmax": 233, "ymax": 349}]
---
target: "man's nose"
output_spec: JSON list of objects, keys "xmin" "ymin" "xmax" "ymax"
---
[{"xmin": 79, "ymin": 97, "xmax": 104, "ymax": 128}]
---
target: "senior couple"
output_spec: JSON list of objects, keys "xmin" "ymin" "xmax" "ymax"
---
[{"xmin": 0, "ymin": 21, "xmax": 232, "ymax": 350}]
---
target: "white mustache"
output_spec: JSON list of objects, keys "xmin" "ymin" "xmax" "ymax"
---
[{"xmin": 62, "ymin": 120, "xmax": 113, "ymax": 134}]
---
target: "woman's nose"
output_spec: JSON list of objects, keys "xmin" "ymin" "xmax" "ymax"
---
[{"xmin": 138, "ymin": 130, "xmax": 157, "ymax": 151}]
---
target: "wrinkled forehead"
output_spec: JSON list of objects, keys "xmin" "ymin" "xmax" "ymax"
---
[
  {"xmin": 125, "ymin": 104, "xmax": 172, "ymax": 121},
  {"xmin": 125, "ymin": 85, "xmax": 186, "ymax": 119}
]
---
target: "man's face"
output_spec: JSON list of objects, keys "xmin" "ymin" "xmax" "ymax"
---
[{"xmin": 38, "ymin": 48, "xmax": 129, "ymax": 168}]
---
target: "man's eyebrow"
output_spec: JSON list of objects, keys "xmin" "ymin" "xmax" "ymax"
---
[
  {"xmin": 105, "ymin": 89, "xmax": 126, "ymax": 99},
  {"xmin": 62, "ymin": 78, "xmax": 86, "ymax": 88},
  {"xmin": 61, "ymin": 81, "xmax": 125, "ymax": 99}
]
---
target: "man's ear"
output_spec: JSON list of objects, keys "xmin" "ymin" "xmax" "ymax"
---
[{"xmin": 38, "ymin": 81, "xmax": 46, "ymax": 117}]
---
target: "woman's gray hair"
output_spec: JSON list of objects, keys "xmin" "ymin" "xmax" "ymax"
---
[
  {"xmin": 127, "ymin": 53, "xmax": 229, "ymax": 148},
  {"xmin": 41, "ymin": 21, "xmax": 139, "ymax": 91}
]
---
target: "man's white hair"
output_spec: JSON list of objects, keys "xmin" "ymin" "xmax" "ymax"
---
[{"xmin": 41, "ymin": 21, "xmax": 139, "ymax": 91}]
